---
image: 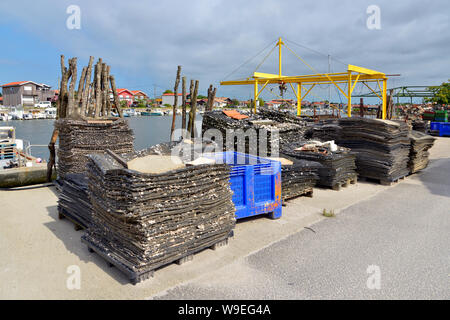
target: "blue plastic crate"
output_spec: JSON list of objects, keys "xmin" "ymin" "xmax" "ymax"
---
[
  {"xmin": 431, "ymin": 122, "xmax": 450, "ymax": 137},
  {"xmin": 203, "ymin": 152, "xmax": 282, "ymax": 220},
  {"xmin": 430, "ymin": 122, "xmax": 440, "ymax": 131},
  {"xmin": 438, "ymin": 122, "xmax": 450, "ymax": 137}
]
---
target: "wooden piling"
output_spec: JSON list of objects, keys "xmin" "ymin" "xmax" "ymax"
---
[
  {"xmin": 105, "ymin": 65, "xmax": 111, "ymax": 116},
  {"xmin": 58, "ymin": 55, "xmax": 69, "ymax": 119},
  {"xmin": 181, "ymin": 76, "xmax": 187, "ymax": 133},
  {"xmin": 80, "ymin": 56, "xmax": 94, "ymax": 117},
  {"xmin": 188, "ymin": 80, "xmax": 199, "ymax": 138},
  {"xmin": 94, "ymin": 60, "xmax": 103, "ymax": 118},
  {"xmin": 76, "ymin": 66, "xmax": 87, "ymax": 115},
  {"xmin": 170, "ymin": 66, "xmax": 181, "ymax": 140},
  {"xmin": 210, "ymin": 87, "xmax": 216, "ymax": 111},
  {"xmin": 359, "ymin": 98, "xmax": 364, "ymax": 118},
  {"xmin": 206, "ymin": 84, "xmax": 216, "ymax": 112},
  {"xmin": 207, "ymin": 85, "xmax": 212, "ymax": 111},
  {"xmin": 47, "ymin": 129, "xmax": 59, "ymax": 182},
  {"xmin": 67, "ymin": 57, "xmax": 78, "ymax": 117},
  {"xmin": 387, "ymin": 89, "xmax": 394, "ymax": 120},
  {"xmin": 109, "ymin": 75, "xmax": 123, "ymax": 118}
]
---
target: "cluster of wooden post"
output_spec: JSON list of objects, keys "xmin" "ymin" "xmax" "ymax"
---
[
  {"xmin": 170, "ymin": 66, "xmax": 200, "ymax": 140},
  {"xmin": 57, "ymin": 55, "xmax": 123, "ymax": 119},
  {"xmin": 48, "ymin": 55, "xmax": 125, "ymax": 181},
  {"xmin": 187, "ymin": 79, "xmax": 199, "ymax": 138},
  {"xmin": 386, "ymin": 89, "xmax": 395, "ymax": 120},
  {"xmin": 206, "ymin": 84, "xmax": 217, "ymax": 112},
  {"xmin": 376, "ymin": 89, "xmax": 394, "ymax": 120},
  {"xmin": 359, "ymin": 98, "xmax": 365, "ymax": 118}
]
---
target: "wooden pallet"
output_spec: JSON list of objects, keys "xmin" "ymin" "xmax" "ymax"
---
[
  {"xmin": 82, "ymin": 231, "xmax": 234, "ymax": 285},
  {"xmin": 331, "ymin": 175, "xmax": 358, "ymax": 191},
  {"xmin": 282, "ymin": 188, "xmax": 313, "ymax": 206},
  {"xmin": 57, "ymin": 207, "xmax": 86, "ymax": 231},
  {"xmin": 359, "ymin": 174, "xmax": 407, "ymax": 186}
]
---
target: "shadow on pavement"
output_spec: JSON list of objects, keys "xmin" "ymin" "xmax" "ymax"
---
[
  {"xmin": 44, "ymin": 204, "xmax": 130, "ymax": 285},
  {"xmin": 411, "ymin": 157, "xmax": 450, "ymax": 198}
]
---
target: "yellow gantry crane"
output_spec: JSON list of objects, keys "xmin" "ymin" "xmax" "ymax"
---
[{"xmin": 220, "ymin": 38, "xmax": 389, "ymax": 119}]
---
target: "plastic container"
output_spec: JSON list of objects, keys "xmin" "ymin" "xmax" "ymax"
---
[
  {"xmin": 203, "ymin": 152, "xmax": 282, "ymax": 220},
  {"xmin": 434, "ymin": 110, "xmax": 448, "ymax": 122},
  {"xmin": 422, "ymin": 111, "xmax": 435, "ymax": 121},
  {"xmin": 430, "ymin": 122, "xmax": 450, "ymax": 137},
  {"xmin": 430, "ymin": 122, "xmax": 441, "ymax": 132},
  {"xmin": 438, "ymin": 122, "xmax": 450, "ymax": 136}
]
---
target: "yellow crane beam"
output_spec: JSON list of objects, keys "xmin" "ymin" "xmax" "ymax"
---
[
  {"xmin": 220, "ymin": 38, "xmax": 389, "ymax": 119},
  {"xmin": 222, "ymin": 73, "xmax": 385, "ymax": 86}
]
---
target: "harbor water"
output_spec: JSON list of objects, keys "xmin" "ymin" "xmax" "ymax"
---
[{"xmin": 2, "ymin": 116, "xmax": 202, "ymax": 161}]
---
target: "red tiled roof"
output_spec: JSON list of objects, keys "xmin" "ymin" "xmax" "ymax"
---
[
  {"xmin": 162, "ymin": 93, "xmax": 183, "ymax": 96},
  {"xmin": 269, "ymin": 99, "xmax": 294, "ymax": 104},
  {"xmin": 116, "ymin": 88, "xmax": 134, "ymax": 95},
  {"xmin": 1, "ymin": 81, "xmax": 51, "ymax": 88},
  {"xmin": 131, "ymin": 90, "xmax": 147, "ymax": 96},
  {"xmin": 2, "ymin": 81, "xmax": 30, "ymax": 87},
  {"xmin": 214, "ymin": 97, "xmax": 229, "ymax": 102}
]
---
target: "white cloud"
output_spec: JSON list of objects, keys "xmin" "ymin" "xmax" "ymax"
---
[{"xmin": 0, "ymin": 0, "xmax": 449, "ymax": 101}]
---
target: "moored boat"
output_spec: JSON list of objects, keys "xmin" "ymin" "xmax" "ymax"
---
[
  {"xmin": 0, "ymin": 126, "xmax": 55, "ymax": 188},
  {"xmin": 141, "ymin": 110, "xmax": 164, "ymax": 116},
  {"xmin": 44, "ymin": 107, "xmax": 57, "ymax": 119},
  {"xmin": 0, "ymin": 112, "xmax": 11, "ymax": 121}
]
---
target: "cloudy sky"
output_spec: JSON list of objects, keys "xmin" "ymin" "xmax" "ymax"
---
[{"xmin": 0, "ymin": 0, "xmax": 448, "ymax": 103}]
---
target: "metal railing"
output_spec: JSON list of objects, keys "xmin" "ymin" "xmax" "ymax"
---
[{"xmin": 22, "ymin": 140, "xmax": 59, "ymax": 161}]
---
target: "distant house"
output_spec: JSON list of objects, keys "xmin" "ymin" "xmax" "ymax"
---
[
  {"xmin": 162, "ymin": 93, "xmax": 183, "ymax": 107},
  {"xmin": 131, "ymin": 90, "xmax": 149, "ymax": 102},
  {"xmin": 311, "ymin": 101, "xmax": 326, "ymax": 107},
  {"xmin": 241, "ymin": 100, "xmax": 251, "ymax": 107},
  {"xmin": 109, "ymin": 88, "xmax": 135, "ymax": 107},
  {"xmin": 213, "ymin": 97, "xmax": 232, "ymax": 108},
  {"xmin": 1, "ymin": 81, "xmax": 53, "ymax": 107},
  {"xmin": 266, "ymin": 99, "xmax": 294, "ymax": 109},
  {"xmin": 108, "ymin": 89, "xmax": 150, "ymax": 107},
  {"xmin": 302, "ymin": 100, "xmax": 311, "ymax": 107},
  {"xmin": 197, "ymin": 98, "xmax": 208, "ymax": 107},
  {"xmin": 0, "ymin": 97, "xmax": 3, "ymax": 105}
]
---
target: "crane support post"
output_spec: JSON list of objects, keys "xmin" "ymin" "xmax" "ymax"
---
[
  {"xmin": 347, "ymin": 71, "xmax": 352, "ymax": 117},
  {"xmin": 382, "ymin": 79, "xmax": 387, "ymax": 119},
  {"xmin": 278, "ymin": 37, "xmax": 283, "ymax": 77},
  {"xmin": 254, "ymin": 80, "xmax": 258, "ymax": 113}
]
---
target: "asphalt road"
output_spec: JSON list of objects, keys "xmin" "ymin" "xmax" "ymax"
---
[{"xmin": 156, "ymin": 157, "xmax": 450, "ymax": 300}]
